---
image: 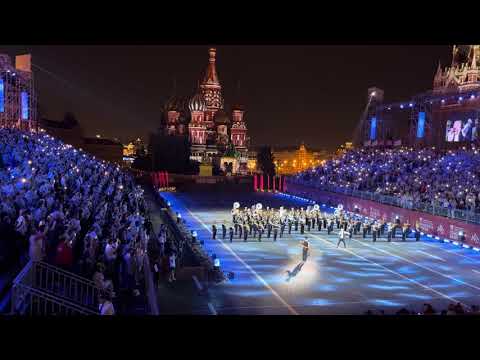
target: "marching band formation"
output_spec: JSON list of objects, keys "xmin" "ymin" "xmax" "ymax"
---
[{"xmin": 210, "ymin": 202, "xmax": 421, "ymax": 250}]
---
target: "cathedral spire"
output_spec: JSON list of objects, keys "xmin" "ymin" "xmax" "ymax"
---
[
  {"xmin": 202, "ymin": 48, "xmax": 220, "ymax": 86},
  {"xmin": 471, "ymin": 46, "xmax": 478, "ymax": 69}
]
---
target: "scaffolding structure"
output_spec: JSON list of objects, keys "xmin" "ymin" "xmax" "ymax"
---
[{"xmin": 0, "ymin": 54, "xmax": 37, "ymax": 131}]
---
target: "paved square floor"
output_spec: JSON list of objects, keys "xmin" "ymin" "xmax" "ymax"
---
[{"xmin": 160, "ymin": 191, "xmax": 480, "ymax": 315}]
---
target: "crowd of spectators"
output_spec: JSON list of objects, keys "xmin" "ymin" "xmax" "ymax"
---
[
  {"xmin": 365, "ymin": 302, "xmax": 480, "ymax": 315},
  {"xmin": 296, "ymin": 145, "xmax": 480, "ymax": 214},
  {"xmin": 0, "ymin": 128, "xmax": 166, "ymax": 314}
]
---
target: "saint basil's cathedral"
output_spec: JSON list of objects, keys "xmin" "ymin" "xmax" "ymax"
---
[{"xmin": 161, "ymin": 48, "xmax": 249, "ymax": 174}]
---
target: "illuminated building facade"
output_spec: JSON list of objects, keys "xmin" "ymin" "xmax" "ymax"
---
[
  {"xmin": 161, "ymin": 48, "xmax": 249, "ymax": 174},
  {"xmin": 363, "ymin": 45, "xmax": 480, "ymax": 148},
  {"xmin": 273, "ymin": 143, "xmax": 328, "ymax": 175},
  {"xmin": 0, "ymin": 54, "xmax": 37, "ymax": 130}
]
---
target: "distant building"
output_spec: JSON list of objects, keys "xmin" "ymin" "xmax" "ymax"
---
[
  {"xmin": 336, "ymin": 141, "xmax": 354, "ymax": 155},
  {"xmin": 41, "ymin": 118, "xmax": 122, "ymax": 164},
  {"xmin": 273, "ymin": 143, "xmax": 329, "ymax": 175},
  {"xmin": 83, "ymin": 137, "xmax": 123, "ymax": 164},
  {"xmin": 40, "ymin": 117, "xmax": 84, "ymax": 149},
  {"xmin": 122, "ymin": 138, "xmax": 147, "ymax": 166}
]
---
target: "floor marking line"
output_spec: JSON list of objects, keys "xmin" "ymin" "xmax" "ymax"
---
[
  {"xmin": 421, "ymin": 241, "xmax": 480, "ymax": 261},
  {"xmin": 416, "ymin": 250, "xmax": 446, "ymax": 262},
  {"xmin": 207, "ymin": 302, "xmax": 217, "ymax": 315},
  {"xmin": 186, "ymin": 208, "xmax": 300, "ymax": 315},
  {"xmin": 192, "ymin": 275, "xmax": 203, "ymax": 291},
  {"xmin": 473, "ymin": 269, "xmax": 480, "ymax": 275},
  {"xmin": 216, "ymin": 301, "xmax": 370, "ymax": 311},
  {"xmin": 351, "ymin": 238, "xmax": 480, "ymax": 294},
  {"xmin": 307, "ymin": 233, "xmax": 464, "ymax": 306}
]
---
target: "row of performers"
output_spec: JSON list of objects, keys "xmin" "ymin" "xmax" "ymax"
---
[{"xmin": 209, "ymin": 203, "xmax": 422, "ymax": 243}]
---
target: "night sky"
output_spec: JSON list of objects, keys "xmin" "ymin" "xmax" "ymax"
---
[{"xmin": 0, "ymin": 45, "xmax": 453, "ymax": 151}]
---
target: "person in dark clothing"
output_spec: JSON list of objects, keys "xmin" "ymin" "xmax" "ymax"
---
[
  {"xmin": 229, "ymin": 227, "xmax": 234, "ymax": 243},
  {"xmin": 239, "ymin": 223, "xmax": 243, "ymax": 238},
  {"xmin": 273, "ymin": 227, "xmax": 278, "ymax": 242},
  {"xmin": 329, "ymin": 220, "xmax": 335, "ymax": 235},
  {"xmin": 212, "ymin": 224, "xmax": 217, "ymax": 240},
  {"xmin": 0, "ymin": 214, "xmax": 21, "ymax": 270},
  {"xmin": 415, "ymin": 228, "xmax": 421, "ymax": 241},
  {"xmin": 280, "ymin": 222, "xmax": 285, "ymax": 238},
  {"xmin": 301, "ymin": 238, "xmax": 309, "ymax": 262},
  {"xmin": 267, "ymin": 223, "xmax": 272, "ymax": 238},
  {"xmin": 294, "ymin": 219, "xmax": 299, "ymax": 232},
  {"xmin": 243, "ymin": 225, "xmax": 248, "ymax": 242},
  {"xmin": 222, "ymin": 224, "xmax": 227, "ymax": 239},
  {"xmin": 288, "ymin": 220, "xmax": 292, "ymax": 234}
]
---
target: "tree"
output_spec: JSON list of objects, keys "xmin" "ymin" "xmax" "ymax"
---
[{"xmin": 257, "ymin": 146, "xmax": 276, "ymax": 176}]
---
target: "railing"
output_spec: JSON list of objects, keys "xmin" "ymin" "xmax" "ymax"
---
[
  {"xmin": 289, "ymin": 179, "xmax": 480, "ymax": 225},
  {"xmin": 142, "ymin": 255, "xmax": 159, "ymax": 315},
  {"xmin": 11, "ymin": 261, "xmax": 100, "ymax": 315},
  {"xmin": 12, "ymin": 282, "xmax": 98, "ymax": 316}
]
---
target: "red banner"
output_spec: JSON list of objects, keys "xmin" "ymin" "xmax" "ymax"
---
[
  {"xmin": 285, "ymin": 181, "xmax": 480, "ymax": 248},
  {"xmin": 253, "ymin": 174, "xmax": 258, "ymax": 191}
]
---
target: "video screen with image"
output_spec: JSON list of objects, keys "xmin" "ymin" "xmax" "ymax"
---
[{"xmin": 446, "ymin": 117, "xmax": 479, "ymax": 142}]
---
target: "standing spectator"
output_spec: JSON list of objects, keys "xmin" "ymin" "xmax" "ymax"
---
[
  {"xmin": 29, "ymin": 221, "xmax": 47, "ymax": 262},
  {"xmin": 168, "ymin": 251, "xmax": 176, "ymax": 283}
]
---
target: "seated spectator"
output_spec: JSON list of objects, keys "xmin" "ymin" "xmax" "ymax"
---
[{"xmin": 296, "ymin": 145, "xmax": 480, "ymax": 218}]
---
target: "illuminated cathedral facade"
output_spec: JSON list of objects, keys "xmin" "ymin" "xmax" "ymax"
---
[
  {"xmin": 433, "ymin": 45, "xmax": 480, "ymax": 93},
  {"xmin": 161, "ymin": 48, "xmax": 249, "ymax": 174}
]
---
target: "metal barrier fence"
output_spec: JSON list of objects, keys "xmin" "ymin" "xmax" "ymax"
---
[
  {"xmin": 11, "ymin": 261, "xmax": 99, "ymax": 315},
  {"xmin": 142, "ymin": 255, "xmax": 159, "ymax": 315},
  {"xmin": 290, "ymin": 179, "xmax": 480, "ymax": 225}
]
